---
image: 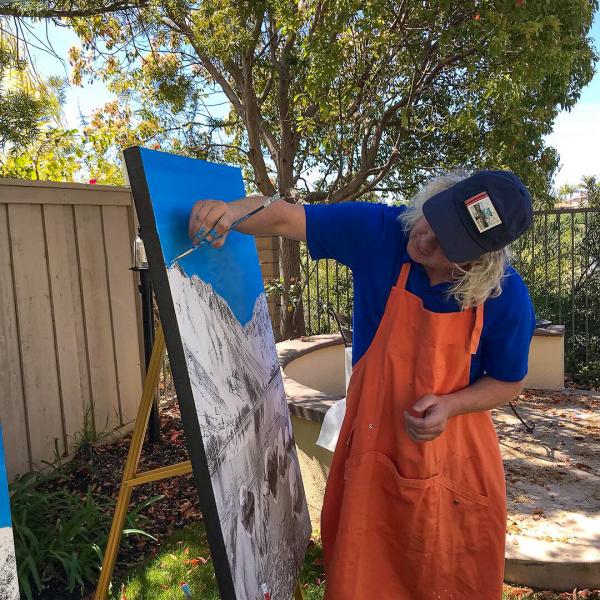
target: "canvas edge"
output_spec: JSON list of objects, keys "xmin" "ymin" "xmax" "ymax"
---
[{"xmin": 123, "ymin": 146, "xmax": 237, "ymax": 600}]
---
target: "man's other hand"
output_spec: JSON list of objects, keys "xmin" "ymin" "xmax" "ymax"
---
[{"xmin": 404, "ymin": 395, "xmax": 450, "ymax": 443}]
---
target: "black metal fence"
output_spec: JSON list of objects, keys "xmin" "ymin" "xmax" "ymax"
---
[
  {"xmin": 512, "ymin": 207, "xmax": 600, "ymax": 380},
  {"xmin": 300, "ymin": 244, "xmax": 353, "ymax": 336},
  {"xmin": 300, "ymin": 207, "xmax": 600, "ymax": 382}
]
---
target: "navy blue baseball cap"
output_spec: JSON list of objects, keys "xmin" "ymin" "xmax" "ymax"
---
[{"xmin": 422, "ymin": 170, "xmax": 533, "ymax": 263}]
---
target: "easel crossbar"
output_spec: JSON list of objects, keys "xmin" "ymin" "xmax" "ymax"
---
[{"xmin": 128, "ymin": 460, "xmax": 193, "ymax": 488}]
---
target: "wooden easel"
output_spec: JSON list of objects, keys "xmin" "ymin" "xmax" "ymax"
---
[{"xmin": 94, "ymin": 325, "xmax": 305, "ymax": 600}]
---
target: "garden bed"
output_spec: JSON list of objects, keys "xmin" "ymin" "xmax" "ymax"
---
[{"xmin": 11, "ymin": 404, "xmax": 203, "ymax": 600}]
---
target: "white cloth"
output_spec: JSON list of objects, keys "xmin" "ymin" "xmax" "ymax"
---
[
  {"xmin": 344, "ymin": 346, "xmax": 352, "ymax": 392},
  {"xmin": 316, "ymin": 346, "xmax": 353, "ymax": 453},
  {"xmin": 316, "ymin": 397, "xmax": 346, "ymax": 452}
]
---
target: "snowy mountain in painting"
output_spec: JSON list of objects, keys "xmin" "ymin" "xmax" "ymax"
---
[
  {"xmin": 169, "ymin": 264, "xmax": 280, "ymax": 473},
  {"xmin": 167, "ymin": 264, "xmax": 311, "ymax": 600},
  {"xmin": 0, "ymin": 527, "xmax": 19, "ymax": 600}
]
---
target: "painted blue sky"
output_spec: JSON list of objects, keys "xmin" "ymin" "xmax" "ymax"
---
[
  {"xmin": 0, "ymin": 425, "xmax": 13, "ymax": 529},
  {"xmin": 138, "ymin": 149, "xmax": 264, "ymax": 325},
  {"xmin": 24, "ymin": 10, "xmax": 600, "ymax": 188}
]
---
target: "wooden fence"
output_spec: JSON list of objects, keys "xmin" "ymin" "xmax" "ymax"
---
[
  {"xmin": 0, "ymin": 178, "xmax": 284, "ymax": 480},
  {"xmin": 0, "ymin": 179, "xmax": 144, "ymax": 480},
  {"xmin": 256, "ymin": 235, "xmax": 281, "ymax": 341}
]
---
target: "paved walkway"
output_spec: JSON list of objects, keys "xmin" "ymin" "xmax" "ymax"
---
[{"xmin": 494, "ymin": 389, "xmax": 600, "ymax": 591}]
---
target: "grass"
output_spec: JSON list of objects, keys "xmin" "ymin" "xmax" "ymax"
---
[
  {"xmin": 111, "ymin": 523, "xmax": 327, "ymax": 600},
  {"xmin": 112, "ymin": 524, "xmax": 328, "ymax": 599},
  {"xmin": 110, "ymin": 524, "xmax": 220, "ymax": 600},
  {"xmin": 112, "ymin": 524, "xmax": 598, "ymax": 600}
]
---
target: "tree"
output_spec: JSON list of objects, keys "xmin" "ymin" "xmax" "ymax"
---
[
  {"xmin": 0, "ymin": 60, "xmax": 153, "ymax": 183},
  {"xmin": 4, "ymin": 0, "xmax": 598, "ymax": 337},
  {"xmin": 582, "ymin": 175, "xmax": 600, "ymax": 208},
  {"xmin": 0, "ymin": 33, "xmax": 54, "ymax": 149},
  {"xmin": 0, "ymin": 27, "xmax": 81, "ymax": 179}
]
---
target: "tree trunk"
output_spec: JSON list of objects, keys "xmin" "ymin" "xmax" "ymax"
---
[{"xmin": 279, "ymin": 236, "xmax": 306, "ymax": 339}]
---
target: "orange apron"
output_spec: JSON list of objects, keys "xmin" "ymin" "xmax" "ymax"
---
[{"xmin": 321, "ymin": 263, "xmax": 506, "ymax": 600}]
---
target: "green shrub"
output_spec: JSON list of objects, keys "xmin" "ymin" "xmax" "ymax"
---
[
  {"xmin": 575, "ymin": 360, "xmax": 600, "ymax": 389},
  {"xmin": 10, "ymin": 468, "xmax": 161, "ymax": 599}
]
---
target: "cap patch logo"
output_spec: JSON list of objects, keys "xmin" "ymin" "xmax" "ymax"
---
[{"xmin": 465, "ymin": 192, "xmax": 502, "ymax": 233}]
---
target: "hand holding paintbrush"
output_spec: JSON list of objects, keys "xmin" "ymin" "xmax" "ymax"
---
[{"xmin": 172, "ymin": 193, "xmax": 281, "ymax": 264}]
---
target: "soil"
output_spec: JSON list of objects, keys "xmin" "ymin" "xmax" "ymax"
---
[{"xmin": 37, "ymin": 403, "xmax": 201, "ymax": 600}]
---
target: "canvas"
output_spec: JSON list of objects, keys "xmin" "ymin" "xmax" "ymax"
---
[
  {"xmin": 124, "ymin": 147, "xmax": 311, "ymax": 600},
  {"xmin": 0, "ymin": 422, "xmax": 19, "ymax": 600}
]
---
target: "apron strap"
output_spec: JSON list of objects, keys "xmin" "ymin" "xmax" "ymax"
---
[
  {"xmin": 397, "ymin": 261, "xmax": 483, "ymax": 354},
  {"xmin": 469, "ymin": 303, "xmax": 484, "ymax": 354},
  {"xmin": 397, "ymin": 262, "xmax": 411, "ymax": 289}
]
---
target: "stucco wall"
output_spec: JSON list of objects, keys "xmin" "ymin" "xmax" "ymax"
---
[
  {"xmin": 284, "ymin": 344, "xmax": 346, "ymax": 397},
  {"xmin": 284, "ymin": 329, "xmax": 565, "ymax": 394},
  {"xmin": 291, "ymin": 415, "xmax": 332, "ymax": 528},
  {"xmin": 524, "ymin": 327, "xmax": 565, "ymax": 390}
]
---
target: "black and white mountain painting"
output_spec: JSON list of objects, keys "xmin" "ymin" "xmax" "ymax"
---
[
  {"xmin": 0, "ymin": 526, "xmax": 19, "ymax": 600},
  {"xmin": 168, "ymin": 264, "xmax": 311, "ymax": 599}
]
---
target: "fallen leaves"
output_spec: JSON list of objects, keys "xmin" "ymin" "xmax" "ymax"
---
[
  {"xmin": 184, "ymin": 556, "xmax": 209, "ymax": 567},
  {"xmin": 503, "ymin": 584, "xmax": 533, "ymax": 597}
]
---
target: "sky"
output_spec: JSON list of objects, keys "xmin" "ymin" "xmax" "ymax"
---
[
  {"xmin": 25, "ymin": 10, "xmax": 600, "ymax": 190},
  {"xmin": 544, "ymin": 12, "xmax": 600, "ymax": 188}
]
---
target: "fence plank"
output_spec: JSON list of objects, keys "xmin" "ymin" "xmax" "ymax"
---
[
  {"xmin": 0, "ymin": 205, "xmax": 29, "ymax": 478},
  {"xmin": 44, "ymin": 204, "xmax": 92, "ymax": 450},
  {"xmin": 8, "ymin": 203, "xmax": 64, "ymax": 467},
  {"xmin": 75, "ymin": 205, "xmax": 120, "ymax": 434},
  {"xmin": 102, "ymin": 205, "xmax": 143, "ymax": 426},
  {"xmin": 0, "ymin": 180, "xmax": 131, "ymax": 206}
]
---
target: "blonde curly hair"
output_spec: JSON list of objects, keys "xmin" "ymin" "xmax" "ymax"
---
[{"xmin": 399, "ymin": 170, "xmax": 512, "ymax": 309}]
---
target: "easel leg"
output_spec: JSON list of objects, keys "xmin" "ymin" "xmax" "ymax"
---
[
  {"xmin": 94, "ymin": 326, "xmax": 166, "ymax": 600},
  {"xmin": 294, "ymin": 582, "xmax": 305, "ymax": 600}
]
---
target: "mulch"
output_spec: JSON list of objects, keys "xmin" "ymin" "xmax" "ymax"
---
[{"xmin": 38, "ymin": 403, "xmax": 203, "ymax": 599}]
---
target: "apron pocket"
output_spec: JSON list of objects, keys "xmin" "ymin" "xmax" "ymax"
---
[
  {"xmin": 341, "ymin": 452, "xmax": 491, "ymax": 554},
  {"xmin": 437, "ymin": 476, "xmax": 491, "ymax": 551},
  {"xmin": 341, "ymin": 451, "xmax": 440, "ymax": 553}
]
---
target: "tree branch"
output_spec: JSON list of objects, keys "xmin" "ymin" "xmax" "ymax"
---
[{"xmin": 0, "ymin": 0, "xmax": 146, "ymax": 18}]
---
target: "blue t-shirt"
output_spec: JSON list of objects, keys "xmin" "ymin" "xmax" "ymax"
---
[{"xmin": 305, "ymin": 202, "xmax": 536, "ymax": 384}]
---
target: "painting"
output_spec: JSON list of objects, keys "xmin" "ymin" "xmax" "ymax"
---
[
  {"xmin": 124, "ymin": 147, "xmax": 311, "ymax": 600},
  {"xmin": 0, "ymin": 422, "xmax": 19, "ymax": 600}
]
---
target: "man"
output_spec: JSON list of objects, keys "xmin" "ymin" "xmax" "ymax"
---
[{"xmin": 188, "ymin": 169, "xmax": 535, "ymax": 599}]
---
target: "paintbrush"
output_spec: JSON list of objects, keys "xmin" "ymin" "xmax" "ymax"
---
[{"xmin": 170, "ymin": 193, "xmax": 281, "ymax": 265}]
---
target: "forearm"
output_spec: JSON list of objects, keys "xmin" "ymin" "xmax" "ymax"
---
[
  {"xmin": 224, "ymin": 194, "xmax": 275, "ymax": 233},
  {"xmin": 444, "ymin": 376, "xmax": 524, "ymax": 419},
  {"xmin": 220, "ymin": 195, "xmax": 306, "ymax": 240}
]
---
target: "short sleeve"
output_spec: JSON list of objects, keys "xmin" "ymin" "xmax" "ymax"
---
[
  {"xmin": 304, "ymin": 202, "xmax": 397, "ymax": 270},
  {"xmin": 480, "ymin": 269, "xmax": 536, "ymax": 382}
]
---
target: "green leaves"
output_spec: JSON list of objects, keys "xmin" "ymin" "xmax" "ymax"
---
[
  {"xmin": 0, "ymin": 37, "xmax": 55, "ymax": 150},
  {"xmin": 10, "ymin": 468, "xmax": 163, "ymax": 600},
  {"xmin": 4, "ymin": 0, "xmax": 598, "ymax": 203}
]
